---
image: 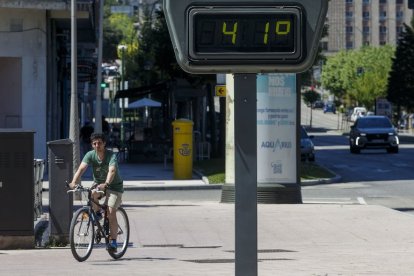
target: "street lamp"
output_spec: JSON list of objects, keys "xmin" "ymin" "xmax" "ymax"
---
[{"xmin": 118, "ymin": 44, "xmax": 127, "ymax": 148}]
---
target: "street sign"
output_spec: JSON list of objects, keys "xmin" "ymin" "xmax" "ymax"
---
[
  {"xmin": 215, "ymin": 85, "xmax": 226, "ymax": 97},
  {"xmin": 164, "ymin": 0, "xmax": 328, "ymax": 74}
]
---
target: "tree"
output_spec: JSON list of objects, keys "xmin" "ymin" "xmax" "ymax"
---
[
  {"xmin": 387, "ymin": 21, "xmax": 414, "ymax": 115},
  {"xmin": 321, "ymin": 50, "xmax": 348, "ymax": 101},
  {"xmin": 131, "ymin": 10, "xmax": 197, "ymax": 86},
  {"xmin": 321, "ymin": 46, "xmax": 394, "ymax": 109},
  {"xmin": 302, "ymin": 90, "xmax": 321, "ymax": 128},
  {"xmin": 349, "ymin": 46, "xmax": 394, "ymax": 108},
  {"xmin": 102, "ymin": 0, "xmax": 132, "ymax": 61},
  {"xmin": 129, "ymin": 10, "xmax": 223, "ymax": 157},
  {"xmin": 302, "ymin": 90, "xmax": 321, "ymax": 106}
]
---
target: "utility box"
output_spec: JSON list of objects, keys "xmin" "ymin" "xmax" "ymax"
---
[
  {"xmin": 0, "ymin": 130, "xmax": 35, "ymax": 249},
  {"xmin": 172, "ymin": 119, "xmax": 194, "ymax": 179},
  {"xmin": 47, "ymin": 139, "xmax": 73, "ymax": 244}
]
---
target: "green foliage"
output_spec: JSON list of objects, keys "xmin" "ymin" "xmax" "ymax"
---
[
  {"xmin": 109, "ymin": 14, "xmax": 136, "ymax": 46},
  {"xmin": 194, "ymin": 159, "xmax": 225, "ymax": 184},
  {"xmin": 102, "ymin": 1, "xmax": 137, "ymax": 61},
  {"xmin": 300, "ymin": 162, "xmax": 335, "ymax": 180},
  {"xmin": 387, "ymin": 23, "xmax": 414, "ymax": 111},
  {"xmin": 321, "ymin": 46, "xmax": 394, "ymax": 108},
  {"xmin": 321, "ymin": 50, "xmax": 348, "ymax": 99},
  {"xmin": 302, "ymin": 90, "xmax": 321, "ymax": 107},
  {"xmin": 131, "ymin": 10, "xmax": 183, "ymax": 86},
  {"xmin": 194, "ymin": 158, "xmax": 335, "ymax": 183}
]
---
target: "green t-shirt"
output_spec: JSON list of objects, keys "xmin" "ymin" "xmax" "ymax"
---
[{"xmin": 82, "ymin": 149, "xmax": 124, "ymax": 193}]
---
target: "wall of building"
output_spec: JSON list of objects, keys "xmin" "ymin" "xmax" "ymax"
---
[
  {"xmin": 326, "ymin": 0, "xmax": 414, "ymax": 53},
  {"xmin": 0, "ymin": 8, "xmax": 47, "ymax": 159}
]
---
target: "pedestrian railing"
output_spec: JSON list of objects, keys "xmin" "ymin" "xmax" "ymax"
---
[{"xmin": 34, "ymin": 159, "xmax": 45, "ymax": 220}]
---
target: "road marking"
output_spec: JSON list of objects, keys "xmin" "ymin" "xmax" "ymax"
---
[{"xmin": 357, "ymin": 197, "xmax": 367, "ymax": 205}]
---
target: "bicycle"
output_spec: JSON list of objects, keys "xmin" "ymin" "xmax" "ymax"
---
[{"xmin": 67, "ymin": 183, "xmax": 130, "ymax": 262}]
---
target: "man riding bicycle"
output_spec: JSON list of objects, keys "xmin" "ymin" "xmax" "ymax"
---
[{"xmin": 69, "ymin": 132, "xmax": 124, "ymax": 252}]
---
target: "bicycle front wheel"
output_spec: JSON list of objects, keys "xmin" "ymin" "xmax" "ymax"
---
[
  {"xmin": 69, "ymin": 207, "xmax": 95, "ymax": 262},
  {"xmin": 108, "ymin": 207, "xmax": 130, "ymax": 259}
]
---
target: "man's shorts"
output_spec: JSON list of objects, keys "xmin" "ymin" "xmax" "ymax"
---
[{"xmin": 104, "ymin": 189, "xmax": 123, "ymax": 209}]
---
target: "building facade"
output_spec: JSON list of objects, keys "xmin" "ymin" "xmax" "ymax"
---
[
  {"xmin": 0, "ymin": 0, "xmax": 99, "ymax": 160},
  {"xmin": 324, "ymin": 0, "xmax": 413, "ymax": 54}
]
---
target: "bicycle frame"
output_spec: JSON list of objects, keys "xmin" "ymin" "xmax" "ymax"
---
[
  {"xmin": 85, "ymin": 188, "xmax": 112, "ymax": 245},
  {"xmin": 69, "ymin": 185, "xmax": 111, "ymax": 246},
  {"xmin": 68, "ymin": 182, "xmax": 130, "ymax": 261}
]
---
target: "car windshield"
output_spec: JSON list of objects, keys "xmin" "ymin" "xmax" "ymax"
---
[{"xmin": 356, "ymin": 117, "xmax": 392, "ymax": 128}]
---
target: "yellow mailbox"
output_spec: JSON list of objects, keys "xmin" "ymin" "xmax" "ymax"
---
[{"xmin": 172, "ymin": 119, "xmax": 193, "ymax": 179}]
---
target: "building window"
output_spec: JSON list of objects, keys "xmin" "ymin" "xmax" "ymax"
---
[
  {"xmin": 397, "ymin": 26, "xmax": 404, "ymax": 34},
  {"xmin": 379, "ymin": 0, "xmax": 387, "ymax": 3},
  {"xmin": 380, "ymin": 11, "xmax": 387, "ymax": 18},
  {"xmin": 396, "ymin": 10, "xmax": 404, "ymax": 19},
  {"xmin": 363, "ymin": 0, "xmax": 370, "ymax": 3},
  {"xmin": 346, "ymin": 41, "xmax": 354, "ymax": 49},
  {"xmin": 363, "ymin": 26, "xmax": 370, "ymax": 33},
  {"xmin": 380, "ymin": 26, "xmax": 387, "ymax": 33},
  {"xmin": 363, "ymin": 11, "xmax": 370, "ymax": 18},
  {"xmin": 396, "ymin": 0, "xmax": 403, "ymax": 3},
  {"xmin": 346, "ymin": 11, "xmax": 353, "ymax": 18},
  {"xmin": 346, "ymin": 26, "xmax": 354, "ymax": 33},
  {"xmin": 346, "ymin": 0, "xmax": 353, "ymax": 3}
]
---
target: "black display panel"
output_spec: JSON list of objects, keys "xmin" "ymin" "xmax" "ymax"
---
[
  {"xmin": 188, "ymin": 7, "xmax": 302, "ymax": 62},
  {"xmin": 194, "ymin": 13, "xmax": 297, "ymax": 54}
]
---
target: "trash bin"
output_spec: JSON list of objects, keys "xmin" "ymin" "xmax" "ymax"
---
[
  {"xmin": 47, "ymin": 139, "xmax": 73, "ymax": 244},
  {"xmin": 172, "ymin": 119, "xmax": 193, "ymax": 179}
]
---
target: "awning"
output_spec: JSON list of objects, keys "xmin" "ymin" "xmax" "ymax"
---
[
  {"xmin": 114, "ymin": 81, "xmax": 169, "ymax": 100},
  {"xmin": 127, "ymin": 98, "xmax": 162, "ymax": 109}
]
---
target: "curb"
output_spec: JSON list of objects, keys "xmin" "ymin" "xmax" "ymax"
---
[
  {"xmin": 301, "ymin": 174, "xmax": 342, "ymax": 186},
  {"xmin": 301, "ymin": 164, "xmax": 342, "ymax": 186},
  {"xmin": 123, "ymin": 183, "xmax": 223, "ymax": 191}
]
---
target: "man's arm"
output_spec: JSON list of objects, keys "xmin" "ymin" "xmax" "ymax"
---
[
  {"xmin": 96, "ymin": 165, "xmax": 116, "ymax": 191},
  {"xmin": 69, "ymin": 162, "xmax": 88, "ymax": 189}
]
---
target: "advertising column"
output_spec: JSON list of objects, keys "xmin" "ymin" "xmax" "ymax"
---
[{"xmin": 257, "ymin": 74, "xmax": 301, "ymax": 203}]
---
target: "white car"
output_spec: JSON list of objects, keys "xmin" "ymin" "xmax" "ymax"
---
[{"xmin": 350, "ymin": 107, "xmax": 367, "ymax": 122}]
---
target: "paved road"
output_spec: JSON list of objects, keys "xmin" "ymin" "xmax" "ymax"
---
[{"xmin": 301, "ymin": 105, "xmax": 414, "ymax": 213}]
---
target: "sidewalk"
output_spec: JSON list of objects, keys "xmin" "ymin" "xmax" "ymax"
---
[
  {"xmin": 5, "ymin": 201, "xmax": 414, "ymax": 275},
  {"xmin": 42, "ymin": 162, "xmax": 221, "ymax": 191},
  {"xmin": 4, "ymin": 162, "xmax": 414, "ymax": 275}
]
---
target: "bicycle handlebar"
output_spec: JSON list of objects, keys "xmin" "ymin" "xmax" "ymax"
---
[{"xmin": 66, "ymin": 182, "xmax": 105, "ymax": 195}]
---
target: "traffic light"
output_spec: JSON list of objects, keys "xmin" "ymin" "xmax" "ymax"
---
[
  {"xmin": 164, "ymin": 0, "xmax": 328, "ymax": 74},
  {"xmin": 100, "ymin": 82, "xmax": 108, "ymax": 88}
]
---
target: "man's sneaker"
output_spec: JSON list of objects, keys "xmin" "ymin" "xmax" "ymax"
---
[{"xmin": 108, "ymin": 240, "xmax": 118, "ymax": 252}]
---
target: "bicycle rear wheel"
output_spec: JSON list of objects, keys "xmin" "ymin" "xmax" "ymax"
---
[
  {"xmin": 108, "ymin": 207, "xmax": 130, "ymax": 259},
  {"xmin": 69, "ymin": 207, "xmax": 95, "ymax": 262}
]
